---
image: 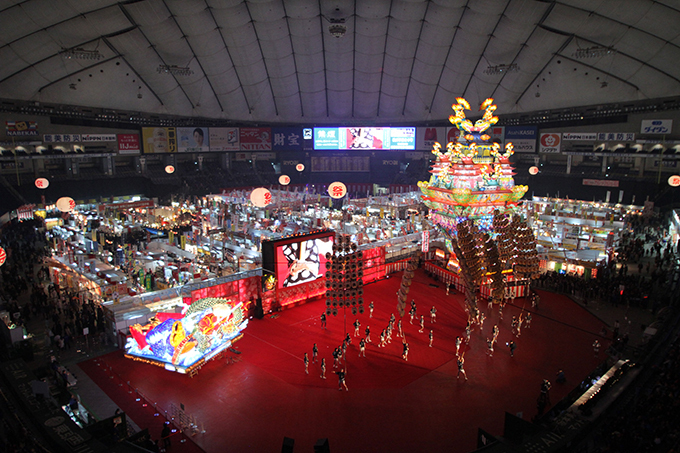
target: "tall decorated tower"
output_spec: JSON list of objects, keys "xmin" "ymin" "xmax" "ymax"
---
[{"xmin": 418, "ymin": 98, "xmax": 539, "ymax": 319}]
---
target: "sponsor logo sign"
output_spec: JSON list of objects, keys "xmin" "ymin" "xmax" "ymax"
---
[
  {"xmin": 505, "ymin": 125, "xmax": 537, "ymax": 139},
  {"xmin": 240, "ymin": 127, "xmax": 272, "ymax": 151},
  {"xmin": 43, "ymin": 134, "xmax": 80, "ymax": 143},
  {"xmin": 6, "ymin": 121, "xmax": 38, "ymax": 136},
  {"xmin": 641, "ymin": 119, "xmax": 672, "ymax": 135},
  {"xmin": 539, "ymin": 133, "xmax": 561, "ymax": 153},
  {"xmin": 209, "ymin": 128, "xmax": 239, "ymax": 151},
  {"xmin": 177, "ymin": 127, "xmax": 209, "ymax": 152},
  {"xmin": 117, "ymin": 134, "xmax": 140, "ymax": 154},
  {"xmin": 562, "ymin": 132, "xmax": 597, "ymax": 141},
  {"xmin": 417, "ymin": 127, "xmax": 445, "ymax": 150},
  {"xmin": 597, "ymin": 132, "xmax": 636, "ymax": 141},
  {"xmin": 272, "ymin": 127, "xmax": 302, "ymax": 150},
  {"xmin": 583, "ymin": 179, "xmax": 619, "ymax": 187},
  {"xmin": 142, "ymin": 127, "xmax": 177, "ymax": 153},
  {"xmin": 81, "ymin": 134, "xmax": 116, "ymax": 142}
]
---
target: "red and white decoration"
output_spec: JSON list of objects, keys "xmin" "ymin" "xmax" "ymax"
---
[
  {"xmin": 295, "ymin": 163, "xmax": 305, "ymax": 172},
  {"xmin": 56, "ymin": 197, "xmax": 76, "ymax": 213},
  {"xmin": 328, "ymin": 181, "xmax": 347, "ymax": 199},
  {"xmin": 529, "ymin": 166, "xmax": 539, "ymax": 175},
  {"xmin": 0, "ymin": 247, "xmax": 6, "ymax": 267},
  {"xmin": 278, "ymin": 175, "xmax": 291, "ymax": 185},
  {"xmin": 165, "ymin": 165, "xmax": 175, "ymax": 174},
  {"xmin": 250, "ymin": 187, "xmax": 272, "ymax": 207},
  {"xmin": 35, "ymin": 177, "xmax": 49, "ymax": 189}
]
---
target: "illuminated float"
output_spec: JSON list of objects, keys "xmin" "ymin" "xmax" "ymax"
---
[
  {"xmin": 125, "ymin": 297, "xmax": 247, "ymax": 374},
  {"xmin": 418, "ymin": 98, "xmax": 539, "ymax": 318}
]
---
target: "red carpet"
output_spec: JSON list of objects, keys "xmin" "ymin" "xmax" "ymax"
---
[{"xmin": 79, "ymin": 269, "xmax": 610, "ymax": 453}]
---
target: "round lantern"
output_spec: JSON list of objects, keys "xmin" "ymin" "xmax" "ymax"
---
[
  {"xmin": 529, "ymin": 166, "xmax": 539, "ymax": 175},
  {"xmin": 165, "ymin": 165, "xmax": 175, "ymax": 174},
  {"xmin": 56, "ymin": 197, "xmax": 76, "ymax": 213},
  {"xmin": 328, "ymin": 181, "xmax": 347, "ymax": 199},
  {"xmin": 0, "ymin": 247, "xmax": 6, "ymax": 267},
  {"xmin": 279, "ymin": 174, "xmax": 291, "ymax": 185},
  {"xmin": 35, "ymin": 177, "xmax": 49, "ymax": 189},
  {"xmin": 250, "ymin": 187, "xmax": 272, "ymax": 207},
  {"xmin": 669, "ymin": 175, "xmax": 680, "ymax": 187},
  {"xmin": 296, "ymin": 163, "xmax": 305, "ymax": 172}
]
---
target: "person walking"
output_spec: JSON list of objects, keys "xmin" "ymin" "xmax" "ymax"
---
[
  {"xmin": 429, "ymin": 330, "xmax": 434, "ymax": 347},
  {"xmin": 304, "ymin": 352, "xmax": 309, "ymax": 374},
  {"xmin": 593, "ymin": 339, "xmax": 601, "ymax": 357},
  {"xmin": 369, "ymin": 301, "xmax": 374, "ymax": 318},
  {"xmin": 320, "ymin": 312, "xmax": 327, "ymax": 329},
  {"xmin": 365, "ymin": 325, "xmax": 371, "ymax": 343},
  {"xmin": 457, "ymin": 355, "xmax": 468, "ymax": 380},
  {"xmin": 353, "ymin": 319, "xmax": 361, "ymax": 337},
  {"xmin": 402, "ymin": 341, "xmax": 409, "ymax": 361},
  {"xmin": 492, "ymin": 325, "xmax": 499, "ymax": 344},
  {"xmin": 419, "ymin": 315, "xmax": 425, "ymax": 333},
  {"xmin": 455, "ymin": 336, "xmax": 462, "ymax": 356},
  {"xmin": 430, "ymin": 306, "xmax": 437, "ymax": 323},
  {"xmin": 508, "ymin": 340, "xmax": 517, "ymax": 357},
  {"xmin": 320, "ymin": 358, "xmax": 326, "ymax": 379},
  {"xmin": 336, "ymin": 367, "xmax": 348, "ymax": 391},
  {"xmin": 312, "ymin": 343, "xmax": 318, "ymax": 363},
  {"xmin": 486, "ymin": 338, "xmax": 494, "ymax": 357},
  {"xmin": 359, "ymin": 338, "xmax": 366, "ymax": 357}
]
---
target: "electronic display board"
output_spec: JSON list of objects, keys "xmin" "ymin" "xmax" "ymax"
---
[{"xmin": 314, "ymin": 127, "xmax": 416, "ymax": 150}]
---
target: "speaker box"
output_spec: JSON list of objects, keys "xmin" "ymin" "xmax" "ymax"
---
[
  {"xmin": 314, "ymin": 438, "xmax": 330, "ymax": 453},
  {"xmin": 281, "ymin": 436, "xmax": 294, "ymax": 453}
]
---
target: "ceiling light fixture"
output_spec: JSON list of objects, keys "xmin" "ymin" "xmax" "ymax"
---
[
  {"xmin": 483, "ymin": 63, "xmax": 519, "ymax": 75},
  {"xmin": 573, "ymin": 46, "xmax": 616, "ymax": 59},
  {"xmin": 157, "ymin": 64, "xmax": 194, "ymax": 77},
  {"xmin": 328, "ymin": 18, "xmax": 347, "ymax": 38},
  {"xmin": 61, "ymin": 47, "xmax": 104, "ymax": 60}
]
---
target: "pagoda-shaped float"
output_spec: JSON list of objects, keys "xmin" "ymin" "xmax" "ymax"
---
[{"xmin": 418, "ymin": 98, "xmax": 539, "ymax": 319}]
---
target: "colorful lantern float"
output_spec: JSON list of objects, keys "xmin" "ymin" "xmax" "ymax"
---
[
  {"xmin": 418, "ymin": 98, "xmax": 539, "ymax": 318},
  {"xmin": 125, "ymin": 297, "xmax": 248, "ymax": 374}
]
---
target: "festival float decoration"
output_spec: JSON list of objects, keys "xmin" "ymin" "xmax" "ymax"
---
[
  {"xmin": 125, "ymin": 297, "xmax": 248, "ymax": 374},
  {"xmin": 324, "ymin": 234, "xmax": 364, "ymax": 317},
  {"xmin": 418, "ymin": 97, "xmax": 539, "ymax": 318}
]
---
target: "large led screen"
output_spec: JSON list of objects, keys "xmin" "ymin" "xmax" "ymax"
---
[
  {"xmin": 274, "ymin": 235, "xmax": 334, "ymax": 289},
  {"xmin": 314, "ymin": 127, "xmax": 416, "ymax": 150}
]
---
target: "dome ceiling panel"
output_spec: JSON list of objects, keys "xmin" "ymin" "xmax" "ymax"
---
[{"xmin": 0, "ymin": 0, "xmax": 677, "ymax": 123}]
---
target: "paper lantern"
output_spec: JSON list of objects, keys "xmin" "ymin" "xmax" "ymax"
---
[
  {"xmin": 250, "ymin": 187, "xmax": 272, "ymax": 207},
  {"xmin": 529, "ymin": 166, "xmax": 539, "ymax": 175},
  {"xmin": 296, "ymin": 163, "xmax": 305, "ymax": 172},
  {"xmin": 328, "ymin": 181, "xmax": 347, "ymax": 199},
  {"xmin": 0, "ymin": 247, "xmax": 6, "ymax": 267},
  {"xmin": 165, "ymin": 165, "xmax": 175, "ymax": 174},
  {"xmin": 669, "ymin": 175, "xmax": 680, "ymax": 187},
  {"xmin": 35, "ymin": 178, "xmax": 49, "ymax": 189},
  {"xmin": 279, "ymin": 174, "xmax": 291, "ymax": 185},
  {"xmin": 56, "ymin": 197, "xmax": 76, "ymax": 213}
]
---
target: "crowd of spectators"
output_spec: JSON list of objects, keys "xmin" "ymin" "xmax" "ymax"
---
[{"xmin": 587, "ymin": 336, "xmax": 680, "ymax": 452}]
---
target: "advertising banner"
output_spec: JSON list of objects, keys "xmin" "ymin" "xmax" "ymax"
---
[
  {"xmin": 177, "ymin": 127, "xmax": 210, "ymax": 152},
  {"xmin": 487, "ymin": 126, "xmax": 505, "ymax": 144},
  {"xmin": 597, "ymin": 132, "xmax": 636, "ymax": 141},
  {"xmin": 81, "ymin": 134, "xmax": 116, "ymax": 142},
  {"xmin": 240, "ymin": 127, "xmax": 272, "ymax": 151},
  {"xmin": 539, "ymin": 133, "xmax": 561, "ymax": 153},
  {"xmin": 505, "ymin": 126, "xmax": 537, "ymax": 153},
  {"xmin": 117, "ymin": 134, "xmax": 140, "ymax": 154},
  {"xmin": 141, "ymin": 127, "xmax": 177, "ymax": 153},
  {"xmin": 562, "ymin": 132, "xmax": 597, "ymax": 141},
  {"xmin": 583, "ymin": 179, "xmax": 619, "ymax": 187},
  {"xmin": 5, "ymin": 121, "xmax": 38, "ymax": 136},
  {"xmin": 209, "ymin": 127, "xmax": 239, "ymax": 151},
  {"xmin": 272, "ymin": 127, "xmax": 303, "ymax": 150},
  {"xmin": 417, "ymin": 127, "xmax": 445, "ymax": 151},
  {"xmin": 43, "ymin": 134, "xmax": 80, "ymax": 143},
  {"xmin": 641, "ymin": 119, "xmax": 673, "ymax": 135},
  {"xmin": 446, "ymin": 127, "xmax": 461, "ymax": 144}
]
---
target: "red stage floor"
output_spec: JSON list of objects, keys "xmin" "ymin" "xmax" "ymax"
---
[{"xmin": 79, "ymin": 270, "xmax": 609, "ymax": 453}]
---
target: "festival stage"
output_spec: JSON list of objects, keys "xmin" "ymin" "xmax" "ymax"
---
[{"xmin": 79, "ymin": 269, "xmax": 609, "ymax": 453}]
